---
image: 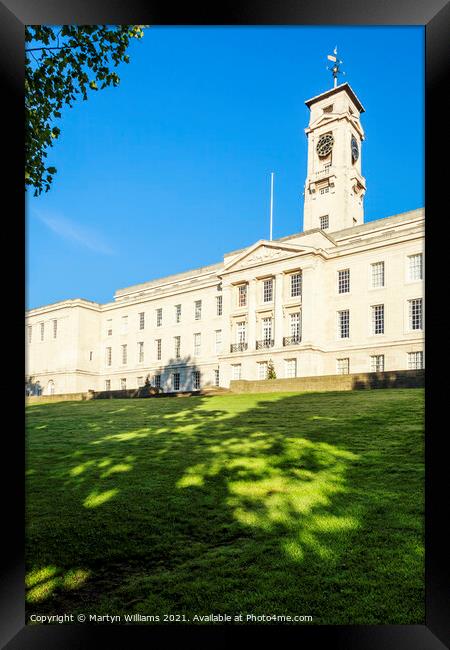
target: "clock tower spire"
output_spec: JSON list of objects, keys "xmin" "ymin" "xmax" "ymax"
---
[{"xmin": 302, "ymin": 75, "xmax": 366, "ymax": 233}]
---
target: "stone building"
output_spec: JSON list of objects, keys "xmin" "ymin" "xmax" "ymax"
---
[{"xmin": 25, "ymin": 82, "xmax": 424, "ymax": 395}]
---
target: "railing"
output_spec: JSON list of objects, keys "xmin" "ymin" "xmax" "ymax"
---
[
  {"xmin": 256, "ymin": 339, "xmax": 275, "ymax": 349},
  {"xmin": 283, "ymin": 335, "xmax": 302, "ymax": 346},
  {"xmin": 230, "ymin": 342, "xmax": 248, "ymax": 353}
]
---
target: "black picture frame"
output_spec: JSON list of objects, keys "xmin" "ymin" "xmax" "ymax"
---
[{"xmin": 2, "ymin": 1, "xmax": 449, "ymax": 647}]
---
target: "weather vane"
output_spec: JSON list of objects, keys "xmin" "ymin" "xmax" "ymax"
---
[{"xmin": 327, "ymin": 47, "xmax": 345, "ymax": 88}]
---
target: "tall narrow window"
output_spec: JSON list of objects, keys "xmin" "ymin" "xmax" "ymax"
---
[
  {"xmin": 174, "ymin": 336, "xmax": 181, "ymax": 359},
  {"xmin": 338, "ymin": 310, "xmax": 350, "ymax": 339},
  {"xmin": 371, "ymin": 304, "xmax": 385, "ymax": 335},
  {"xmin": 121, "ymin": 344, "xmax": 127, "ymax": 365},
  {"xmin": 40, "ymin": 323, "xmax": 44, "ymax": 341},
  {"xmin": 192, "ymin": 370, "xmax": 201, "ymax": 390},
  {"xmin": 137, "ymin": 376, "xmax": 144, "ymax": 387},
  {"xmin": 320, "ymin": 215, "xmax": 329, "ymax": 230},
  {"xmin": 173, "ymin": 373, "xmax": 180, "ymax": 391},
  {"xmin": 371, "ymin": 262, "xmax": 385, "ymax": 288},
  {"xmin": 156, "ymin": 308, "xmax": 162, "ymax": 327},
  {"xmin": 408, "ymin": 299, "xmax": 423, "ymax": 330},
  {"xmin": 154, "ymin": 375, "xmax": 161, "ymax": 389},
  {"xmin": 121, "ymin": 378, "xmax": 127, "ymax": 390},
  {"xmin": 175, "ymin": 304, "xmax": 181, "ymax": 323},
  {"xmin": 139, "ymin": 312, "xmax": 145, "ymax": 330},
  {"xmin": 338, "ymin": 269, "xmax": 350, "ymax": 294},
  {"xmin": 263, "ymin": 279, "xmax": 273, "ymax": 303},
  {"xmin": 52, "ymin": 319, "xmax": 57, "ymax": 339},
  {"xmin": 232, "ymin": 364, "xmax": 242, "ymax": 380},
  {"xmin": 106, "ymin": 319, "xmax": 112, "ymax": 336},
  {"xmin": 238, "ymin": 284, "xmax": 247, "ymax": 307},
  {"xmin": 216, "ymin": 295, "xmax": 223, "ymax": 316},
  {"xmin": 137, "ymin": 341, "xmax": 144, "ymax": 363},
  {"xmin": 27, "ymin": 326, "xmax": 32, "ymax": 344},
  {"xmin": 336, "ymin": 358, "xmax": 350, "ymax": 374},
  {"xmin": 156, "ymin": 339, "xmax": 162, "ymax": 361},
  {"xmin": 121, "ymin": 315, "xmax": 128, "ymax": 333},
  {"xmin": 290, "ymin": 312, "xmax": 301, "ymax": 341},
  {"xmin": 257, "ymin": 361, "xmax": 268, "ymax": 380},
  {"xmin": 290, "ymin": 272, "xmax": 302, "ymax": 297},
  {"xmin": 408, "ymin": 254, "xmax": 423, "ymax": 281},
  {"xmin": 194, "ymin": 333, "xmax": 201, "ymax": 356},
  {"xmin": 408, "ymin": 351, "xmax": 424, "ymax": 369},
  {"xmin": 370, "ymin": 355, "xmax": 385, "ymax": 372},
  {"xmin": 106, "ymin": 347, "xmax": 112, "ymax": 367},
  {"xmin": 214, "ymin": 369, "xmax": 220, "ymax": 387},
  {"xmin": 215, "ymin": 330, "xmax": 222, "ymax": 354},
  {"xmin": 262, "ymin": 317, "xmax": 272, "ymax": 342},
  {"xmin": 195, "ymin": 300, "xmax": 202, "ymax": 320},
  {"xmin": 236, "ymin": 321, "xmax": 246, "ymax": 343},
  {"xmin": 285, "ymin": 359, "xmax": 297, "ymax": 378},
  {"xmin": 105, "ymin": 379, "xmax": 111, "ymax": 391}
]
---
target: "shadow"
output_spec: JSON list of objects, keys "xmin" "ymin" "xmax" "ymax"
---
[
  {"xmin": 352, "ymin": 369, "xmax": 424, "ymax": 390},
  {"xmin": 25, "ymin": 388, "xmax": 424, "ymax": 624}
]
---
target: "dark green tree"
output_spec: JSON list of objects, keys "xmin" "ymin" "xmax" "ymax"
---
[
  {"xmin": 25, "ymin": 25, "xmax": 146, "ymax": 195},
  {"xmin": 267, "ymin": 359, "xmax": 277, "ymax": 380}
]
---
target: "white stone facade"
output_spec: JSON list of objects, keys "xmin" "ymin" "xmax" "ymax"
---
[{"xmin": 25, "ymin": 84, "xmax": 424, "ymax": 395}]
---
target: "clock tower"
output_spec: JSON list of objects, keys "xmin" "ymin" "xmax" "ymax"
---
[{"xmin": 303, "ymin": 82, "xmax": 366, "ymax": 232}]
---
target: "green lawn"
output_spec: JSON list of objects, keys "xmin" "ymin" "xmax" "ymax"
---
[{"xmin": 25, "ymin": 389, "xmax": 424, "ymax": 624}]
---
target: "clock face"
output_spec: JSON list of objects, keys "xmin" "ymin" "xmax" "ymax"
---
[
  {"xmin": 351, "ymin": 136, "xmax": 359, "ymax": 162},
  {"xmin": 316, "ymin": 133, "xmax": 334, "ymax": 157}
]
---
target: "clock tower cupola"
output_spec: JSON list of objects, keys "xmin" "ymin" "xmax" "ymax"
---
[{"xmin": 303, "ymin": 68, "xmax": 366, "ymax": 232}]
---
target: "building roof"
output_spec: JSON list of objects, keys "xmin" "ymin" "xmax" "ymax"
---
[{"xmin": 305, "ymin": 82, "xmax": 365, "ymax": 113}]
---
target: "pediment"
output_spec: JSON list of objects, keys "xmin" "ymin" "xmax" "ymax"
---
[{"xmin": 222, "ymin": 241, "xmax": 317, "ymax": 274}]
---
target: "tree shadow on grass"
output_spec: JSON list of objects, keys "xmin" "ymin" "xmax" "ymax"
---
[{"xmin": 25, "ymin": 389, "xmax": 424, "ymax": 624}]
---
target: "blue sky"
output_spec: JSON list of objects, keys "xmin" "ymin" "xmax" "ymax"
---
[{"xmin": 27, "ymin": 26, "xmax": 424, "ymax": 309}]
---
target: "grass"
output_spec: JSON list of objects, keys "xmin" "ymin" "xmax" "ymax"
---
[{"xmin": 25, "ymin": 389, "xmax": 424, "ymax": 624}]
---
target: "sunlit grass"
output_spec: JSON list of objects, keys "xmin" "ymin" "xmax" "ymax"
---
[{"xmin": 26, "ymin": 389, "xmax": 424, "ymax": 624}]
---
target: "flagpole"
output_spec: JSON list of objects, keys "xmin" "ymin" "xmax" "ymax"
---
[{"xmin": 269, "ymin": 172, "xmax": 274, "ymax": 241}]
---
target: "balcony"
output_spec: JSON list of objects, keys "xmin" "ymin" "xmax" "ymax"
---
[
  {"xmin": 283, "ymin": 335, "xmax": 302, "ymax": 346},
  {"xmin": 256, "ymin": 339, "xmax": 274, "ymax": 350},
  {"xmin": 230, "ymin": 342, "xmax": 248, "ymax": 353}
]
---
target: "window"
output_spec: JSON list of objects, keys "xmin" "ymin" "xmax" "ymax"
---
[
  {"xmin": 408, "ymin": 299, "xmax": 423, "ymax": 330},
  {"xmin": 137, "ymin": 341, "xmax": 144, "ymax": 363},
  {"xmin": 107, "ymin": 319, "xmax": 112, "ymax": 336},
  {"xmin": 175, "ymin": 304, "xmax": 181, "ymax": 323},
  {"xmin": 216, "ymin": 295, "xmax": 223, "ymax": 316},
  {"xmin": 156, "ymin": 339, "xmax": 162, "ymax": 361},
  {"xmin": 290, "ymin": 272, "xmax": 302, "ymax": 297},
  {"xmin": 323, "ymin": 104, "xmax": 333, "ymax": 113},
  {"xmin": 408, "ymin": 254, "xmax": 423, "ymax": 281},
  {"xmin": 192, "ymin": 370, "xmax": 201, "ymax": 390},
  {"xmin": 215, "ymin": 330, "xmax": 222, "ymax": 354},
  {"xmin": 257, "ymin": 361, "xmax": 268, "ymax": 380},
  {"xmin": 408, "ymin": 351, "xmax": 424, "ymax": 370},
  {"xmin": 173, "ymin": 373, "xmax": 180, "ymax": 391},
  {"xmin": 137, "ymin": 376, "xmax": 144, "ymax": 387},
  {"xmin": 319, "ymin": 186, "xmax": 330, "ymax": 195},
  {"xmin": 156, "ymin": 308, "xmax": 162, "ymax": 327},
  {"xmin": 337, "ymin": 358, "xmax": 350, "ymax": 375},
  {"xmin": 27, "ymin": 326, "xmax": 32, "ymax": 344},
  {"xmin": 139, "ymin": 312, "xmax": 145, "ymax": 330},
  {"xmin": 105, "ymin": 379, "xmax": 111, "ymax": 391},
  {"xmin": 238, "ymin": 285, "xmax": 247, "ymax": 307},
  {"xmin": 285, "ymin": 359, "xmax": 297, "ymax": 378},
  {"xmin": 262, "ymin": 317, "xmax": 272, "ymax": 342},
  {"xmin": 106, "ymin": 347, "xmax": 112, "ymax": 366},
  {"xmin": 371, "ymin": 262, "xmax": 385, "ymax": 288},
  {"xmin": 174, "ymin": 336, "xmax": 181, "ymax": 359},
  {"xmin": 214, "ymin": 369, "xmax": 220, "ymax": 387},
  {"xmin": 195, "ymin": 300, "xmax": 202, "ymax": 320},
  {"xmin": 194, "ymin": 333, "xmax": 201, "ymax": 356},
  {"xmin": 371, "ymin": 304, "xmax": 385, "ymax": 335},
  {"xmin": 290, "ymin": 312, "xmax": 301, "ymax": 339},
  {"xmin": 40, "ymin": 323, "xmax": 44, "ymax": 341},
  {"xmin": 121, "ymin": 315, "xmax": 128, "ymax": 333},
  {"xmin": 338, "ymin": 310, "xmax": 349, "ymax": 339},
  {"xmin": 154, "ymin": 374, "xmax": 161, "ymax": 389},
  {"xmin": 121, "ymin": 344, "xmax": 127, "ymax": 365},
  {"xmin": 320, "ymin": 215, "xmax": 329, "ymax": 230},
  {"xmin": 236, "ymin": 321, "xmax": 246, "ymax": 343},
  {"xmin": 120, "ymin": 378, "xmax": 127, "ymax": 390},
  {"xmin": 370, "ymin": 355, "xmax": 385, "ymax": 372},
  {"xmin": 52, "ymin": 319, "xmax": 57, "ymax": 339},
  {"xmin": 263, "ymin": 278, "xmax": 273, "ymax": 303},
  {"xmin": 338, "ymin": 269, "xmax": 350, "ymax": 294},
  {"xmin": 89, "ymin": 351, "xmax": 93, "ymax": 361},
  {"xmin": 231, "ymin": 364, "xmax": 242, "ymax": 380}
]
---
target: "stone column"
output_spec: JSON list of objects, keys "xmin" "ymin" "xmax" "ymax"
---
[
  {"xmin": 247, "ymin": 278, "xmax": 257, "ymax": 351},
  {"xmin": 274, "ymin": 273, "xmax": 284, "ymax": 349},
  {"xmin": 299, "ymin": 262, "xmax": 317, "ymax": 347}
]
